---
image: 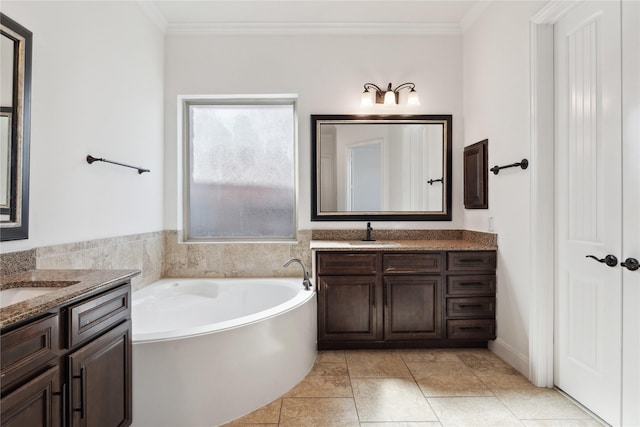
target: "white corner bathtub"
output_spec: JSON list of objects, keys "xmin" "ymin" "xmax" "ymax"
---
[{"xmin": 131, "ymin": 278, "xmax": 317, "ymax": 427}]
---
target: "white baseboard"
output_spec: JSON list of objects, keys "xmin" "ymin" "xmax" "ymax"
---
[{"xmin": 489, "ymin": 338, "xmax": 530, "ymax": 379}]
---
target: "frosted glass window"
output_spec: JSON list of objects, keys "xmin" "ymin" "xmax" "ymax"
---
[{"xmin": 185, "ymin": 101, "xmax": 296, "ymax": 240}]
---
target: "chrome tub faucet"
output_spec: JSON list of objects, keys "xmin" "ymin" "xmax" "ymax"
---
[{"xmin": 283, "ymin": 258, "xmax": 312, "ymax": 291}]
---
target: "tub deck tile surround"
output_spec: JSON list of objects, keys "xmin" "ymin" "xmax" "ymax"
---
[
  {"xmin": 225, "ymin": 349, "xmax": 603, "ymax": 427},
  {"xmin": 163, "ymin": 229, "xmax": 313, "ymax": 279},
  {"xmin": 0, "ymin": 269, "xmax": 140, "ymax": 328}
]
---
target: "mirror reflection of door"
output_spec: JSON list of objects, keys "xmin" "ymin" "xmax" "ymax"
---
[
  {"xmin": 1, "ymin": 31, "xmax": 14, "ymax": 221},
  {"xmin": 0, "ymin": 110, "xmax": 11, "ymax": 217},
  {"xmin": 348, "ymin": 141, "xmax": 382, "ymax": 211}
]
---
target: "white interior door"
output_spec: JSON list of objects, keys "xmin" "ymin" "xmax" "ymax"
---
[
  {"xmin": 621, "ymin": 2, "xmax": 640, "ymax": 425},
  {"xmin": 554, "ymin": 1, "xmax": 623, "ymax": 425}
]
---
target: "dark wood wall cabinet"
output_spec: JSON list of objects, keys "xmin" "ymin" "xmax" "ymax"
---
[
  {"xmin": 464, "ymin": 139, "xmax": 489, "ymax": 209},
  {"xmin": 317, "ymin": 250, "xmax": 496, "ymax": 349},
  {"xmin": 1, "ymin": 281, "xmax": 132, "ymax": 427}
]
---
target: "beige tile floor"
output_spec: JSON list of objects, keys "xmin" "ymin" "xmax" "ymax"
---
[{"xmin": 224, "ymin": 349, "xmax": 605, "ymax": 427}]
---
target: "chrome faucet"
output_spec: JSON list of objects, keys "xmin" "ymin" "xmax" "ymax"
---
[
  {"xmin": 283, "ymin": 258, "xmax": 312, "ymax": 291},
  {"xmin": 363, "ymin": 222, "xmax": 375, "ymax": 241}
]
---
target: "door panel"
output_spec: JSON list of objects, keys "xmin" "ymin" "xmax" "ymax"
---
[
  {"xmin": 317, "ymin": 275, "xmax": 379, "ymax": 341},
  {"xmin": 621, "ymin": 2, "xmax": 640, "ymax": 425},
  {"xmin": 0, "ymin": 366, "xmax": 60, "ymax": 427},
  {"xmin": 554, "ymin": 2, "xmax": 622, "ymax": 425},
  {"xmin": 68, "ymin": 321, "xmax": 131, "ymax": 427},
  {"xmin": 383, "ymin": 276, "xmax": 442, "ymax": 340}
]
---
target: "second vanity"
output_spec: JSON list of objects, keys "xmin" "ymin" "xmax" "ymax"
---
[
  {"xmin": 311, "ymin": 233, "xmax": 497, "ymax": 350},
  {"xmin": 0, "ymin": 269, "xmax": 139, "ymax": 427}
]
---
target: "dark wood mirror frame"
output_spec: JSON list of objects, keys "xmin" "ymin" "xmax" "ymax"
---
[
  {"xmin": 311, "ymin": 114, "xmax": 452, "ymax": 221},
  {"xmin": 0, "ymin": 14, "xmax": 32, "ymax": 241}
]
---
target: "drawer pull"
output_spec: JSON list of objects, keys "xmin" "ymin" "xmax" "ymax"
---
[
  {"xmin": 459, "ymin": 326, "xmax": 484, "ymax": 331},
  {"xmin": 459, "ymin": 282, "xmax": 484, "ymax": 287},
  {"xmin": 458, "ymin": 304, "xmax": 483, "ymax": 309},
  {"xmin": 458, "ymin": 259, "xmax": 484, "ymax": 263}
]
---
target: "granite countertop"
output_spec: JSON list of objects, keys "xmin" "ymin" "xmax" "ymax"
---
[
  {"xmin": 310, "ymin": 239, "xmax": 497, "ymax": 252},
  {"xmin": 0, "ymin": 269, "xmax": 140, "ymax": 329}
]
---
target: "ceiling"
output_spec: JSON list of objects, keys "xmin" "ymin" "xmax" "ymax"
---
[{"xmin": 143, "ymin": 0, "xmax": 487, "ymax": 34}]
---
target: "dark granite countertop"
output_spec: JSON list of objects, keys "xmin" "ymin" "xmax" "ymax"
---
[
  {"xmin": 310, "ymin": 239, "xmax": 497, "ymax": 252},
  {"xmin": 0, "ymin": 269, "xmax": 140, "ymax": 329}
]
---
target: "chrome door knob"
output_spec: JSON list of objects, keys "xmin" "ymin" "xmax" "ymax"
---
[{"xmin": 621, "ymin": 258, "xmax": 639, "ymax": 271}]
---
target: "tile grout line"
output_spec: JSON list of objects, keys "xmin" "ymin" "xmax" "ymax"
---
[
  {"xmin": 402, "ymin": 352, "xmax": 444, "ymax": 425},
  {"xmin": 345, "ymin": 351, "xmax": 363, "ymax": 424}
]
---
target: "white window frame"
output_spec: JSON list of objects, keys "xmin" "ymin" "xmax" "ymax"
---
[{"xmin": 180, "ymin": 94, "xmax": 298, "ymax": 242}]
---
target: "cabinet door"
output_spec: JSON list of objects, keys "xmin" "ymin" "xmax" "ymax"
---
[
  {"xmin": 1, "ymin": 366, "xmax": 61, "ymax": 427},
  {"xmin": 68, "ymin": 321, "xmax": 131, "ymax": 427},
  {"xmin": 1, "ymin": 313, "xmax": 59, "ymax": 393},
  {"xmin": 317, "ymin": 275, "xmax": 380, "ymax": 341},
  {"xmin": 383, "ymin": 276, "xmax": 443, "ymax": 340}
]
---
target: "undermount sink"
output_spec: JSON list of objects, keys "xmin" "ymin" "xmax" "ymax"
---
[
  {"xmin": 348, "ymin": 241, "xmax": 401, "ymax": 247},
  {"xmin": 0, "ymin": 287, "xmax": 57, "ymax": 308},
  {"xmin": 0, "ymin": 281, "xmax": 79, "ymax": 309}
]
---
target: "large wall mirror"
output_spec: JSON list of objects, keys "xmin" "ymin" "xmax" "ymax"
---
[
  {"xmin": 1, "ymin": 14, "xmax": 32, "ymax": 241},
  {"xmin": 311, "ymin": 115, "xmax": 452, "ymax": 221}
]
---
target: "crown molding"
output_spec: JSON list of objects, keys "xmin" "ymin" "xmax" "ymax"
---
[
  {"xmin": 136, "ymin": 0, "xmax": 168, "ymax": 33},
  {"xmin": 530, "ymin": 0, "xmax": 580, "ymax": 24},
  {"xmin": 459, "ymin": 0, "xmax": 492, "ymax": 32},
  {"xmin": 166, "ymin": 22, "xmax": 462, "ymax": 36}
]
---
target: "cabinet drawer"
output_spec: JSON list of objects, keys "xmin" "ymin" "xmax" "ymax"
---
[
  {"xmin": 447, "ymin": 319, "xmax": 496, "ymax": 340},
  {"xmin": 447, "ymin": 251, "xmax": 496, "ymax": 272},
  {"xmin": 446, "ymin": 275, "xmax": 496, "ymax": 296},
  {"xmin": 446, "ymin": 297, "xmax": 495, "ymax": 318},
  {"xmin": 67, "ymin": 284, "xmax": 130, "ymax": 349},
  {"xmin": 383, "ymin": 253, "xmax": 442, "ymax": 274},
  {"xmin": 1, "ymin": 313, "xmax": 59, "ymax": 391},
  {"xmin": 317, "ymin": 253, "xmax": 377, "ymax": 275}
]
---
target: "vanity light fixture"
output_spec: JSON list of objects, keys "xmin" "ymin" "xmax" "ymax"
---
[{"xmin": 361, "ymin": 82, "xmax": 420, "ymax": 106}]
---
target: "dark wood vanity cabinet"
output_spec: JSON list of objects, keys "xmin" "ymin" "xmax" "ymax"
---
[
  {"xmin": 317, "ymin": 253, "xmax": 379, "ymax": 342},
  {"xmin": 445, "ymin": 251, "xmax": 497, "ymax": 341},
  {"xmin": 1, "ymin": 281, "xmax": 132, "ymax": 427},
  {"xmin": 317, "ymin": 250, "xmax": 496, "ymax": 349},
  {"xmin": 0, "ymin": 314, "xmax": 62, "ymax": 427},
  {"xmin": 382, "ymin": 253, "xmax": 443, "ymax": 341},
  {"xmin": 68, "ymin": 321, "xmax": 131, "ymax": 427}
]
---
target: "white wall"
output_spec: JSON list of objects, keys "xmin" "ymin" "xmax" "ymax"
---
[
  {"xmin": 164, "ymin": 33, "xmax": 463, "ymax": 232},
  {"xmin": 0, "ymin": 1, "xmax": 165, "ymax": 253},
  {"xmin": 462, "ymin": 1, "xmax": 545, "ymax": 374}
]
